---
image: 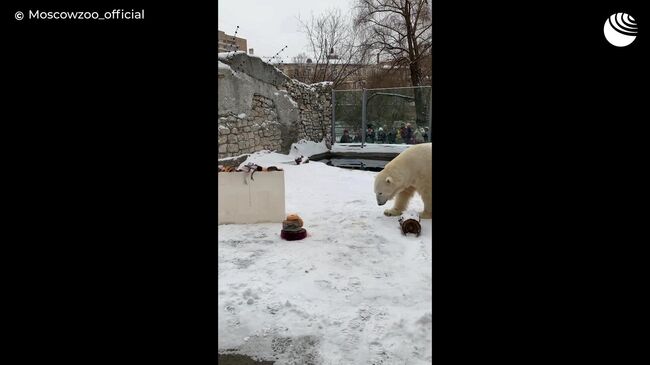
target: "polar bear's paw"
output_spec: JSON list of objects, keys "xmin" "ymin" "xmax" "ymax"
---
[
  {"xmin": 419, "ymin": 211, "xmax": 432, "ymax": 219},
  {"xmin": 384, "ymin": 208, "xmax": 402, "ymax": 217}
]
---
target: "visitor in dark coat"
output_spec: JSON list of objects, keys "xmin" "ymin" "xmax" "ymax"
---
[
  {"xmin": 377, "ymin": 127, "xmax": 386, "ymax": 143},
  {"xmin": 339, "ymin": 129, "xmax": 352, "ymax": 143},
  {"xmin": 405, "ymin": 123, "xmax": 414, "ymax": 144},
  {"xmin": 366, "ymin": 127, "xmax": 375, "ymax": 143},
  {"xmin": 353, "ymin": 130, "xmax": 362, "ymax": 143},
  {"xmin": 387, "ymin": 129, "xmax": 396, "ymax": 144}
]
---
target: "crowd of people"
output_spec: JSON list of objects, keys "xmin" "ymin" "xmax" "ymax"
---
[{"xmin": 339, "ymin": 123, "xmax": 429, "ymax": 145}]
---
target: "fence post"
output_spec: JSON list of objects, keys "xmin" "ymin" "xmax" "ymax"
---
[
  {"xmin": 428, "ymin": 88, "xmax": 432, "ymax": 142},
  {"xmin": 361, "ymin": 88, "xmax": 367, "ymax": 148},
  {"xmin": 331, "ymin": 90, "xmax": 336, "ymax": 145}
]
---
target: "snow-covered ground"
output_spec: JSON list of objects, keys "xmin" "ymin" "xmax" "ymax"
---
[{"xmin": 218, "ymin": 144, "xmax": 432, "ymax": 364}]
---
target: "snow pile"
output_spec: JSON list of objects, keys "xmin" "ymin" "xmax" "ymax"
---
[
  {"xmin": 219, "ymin": 153, "xmax": 252, "ymax": 162},
  {"xmin": 292, "ymin": 79, "xmax": 333, "ymax": 90},
  {"xmin": 219, "ymin": 52, "xmax": 287, "ymax": 78},
  {"xmin": 289, "ymin": 139, "xmax": 330, "ymax": 158},
  {"xmin": 313, "ymin": 81, "xmax": 334, "ymax": 87},
  {"xmin": 236, "ymin": 150, "xmax": 294, "ymax": 167},
  {"xmin": 332, "ymin": 143, "xmax": 412, "ymax": 154},
  {"xmin": 225, "ymin": 139, "xmax": 328, "ymax": 169},
  {"xmin": 218, "ymin": 61, "xmax": 231, "ymax": 71},
  {"xmin": 218, "ymin": 51, "xmax": 246, "ymax": 61},
  {"xmin": 219, "ymin": 152, "xmax": 432, "ymax": 364}
]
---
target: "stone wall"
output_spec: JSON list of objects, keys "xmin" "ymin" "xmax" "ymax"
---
[
  {"xmin": 218, "ymin": 94, "xmax": 283, "ymax": 156},
  {"xmin": 285, "ymin": 81, "xmax": 332, "ymax": 148},
  {"xmin": 218, "ymin": 52, "xmax": 332, "ymax": 159}
]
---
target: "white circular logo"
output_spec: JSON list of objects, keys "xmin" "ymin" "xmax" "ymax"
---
[{"xmin": 604, "ymin": 13, "xmax": 637, "ymax": 47}]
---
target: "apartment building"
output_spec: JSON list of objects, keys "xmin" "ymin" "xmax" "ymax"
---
[{"xmin": 218, "ymin": 30, "xmax": 247, "ymax": 53}]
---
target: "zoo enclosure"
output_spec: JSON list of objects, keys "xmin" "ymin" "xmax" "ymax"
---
[{"xmin": 331, "ymin": 86, "xmax": 432, "ymax": 147}]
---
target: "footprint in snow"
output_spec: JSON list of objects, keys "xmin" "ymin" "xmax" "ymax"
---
[
  {"xmin": 266, "ymin": 302, "xmax": 283, "ymax": 315},
  {"xmin": 348, "ymin": 277, "xmax": 362, "ymax": 290},
  {"xmin": 314, "ymin": 280, "xmax": 335, "ymax": 290},
  {"xmin": 368, "ymin": 341, "xmax": 390, "ymax": 365}
]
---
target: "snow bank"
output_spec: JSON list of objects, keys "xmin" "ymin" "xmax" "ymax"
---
[
  {"xmin": 292, "ymin": 79, "xmax": 334, "ymax": 90},
  {"xmin": 218, "ymin": 61, "xmax": 231, "ymax": 71},
  {"xmin": 313, "ymin": 81, "xmax": 334, "ymax": 87},
  {"xmin": 237, "ymin": 150, "xmax": 294, "ymax": 168},
  {"xmin": 289, "ymin": 139, "xmax": 330, "ymax": 158},
  {"xmin": 233, "ymin": 140, "xmax": 328, "ymax": 169},
  {"xmin": 220, "ymin": 152, "xmax": 432, "ymax": 364},
  {"xmin": 218, "ymin": 153, "xmax": 250, "ymax": 162},
  {"xmin": 218, "ymin": 51, "xmax": 246, "ymax": 60}
]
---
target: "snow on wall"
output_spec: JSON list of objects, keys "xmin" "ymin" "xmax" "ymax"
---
[{"xmin": 219, "ymin": 52, "xmax": 333, "ymax": 159}]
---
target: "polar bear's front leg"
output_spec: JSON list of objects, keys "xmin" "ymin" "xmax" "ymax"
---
[
  {"xmin": 384, "ymin": 186, "xmax": 415, "ymax": 216},
  {"xmin": 383, "ymin": 208, "xmax": 402, "ymax": 216},
  {"xmin": 418, "ymin": 189, "xmax": 432, "ymax": 219}
]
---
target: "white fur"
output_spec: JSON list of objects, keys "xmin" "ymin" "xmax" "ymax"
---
[{"xmin": 374, "ymin": 143, "xmax": 432, "ymax": 219}]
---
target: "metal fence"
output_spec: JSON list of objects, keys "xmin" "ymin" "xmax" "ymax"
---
[{"xmin": 331, "ymin": 86, "xmax": 432, "ymax": 147}]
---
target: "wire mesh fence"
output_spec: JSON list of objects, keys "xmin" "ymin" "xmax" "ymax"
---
[{"xmin": 332, "ymin": 86, "xmax": 431, "ymax": 147}]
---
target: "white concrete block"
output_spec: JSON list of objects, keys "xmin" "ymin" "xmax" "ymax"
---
[{"xmin": 218, "ymin": 171, "xmax": 286, "ymax": 224}]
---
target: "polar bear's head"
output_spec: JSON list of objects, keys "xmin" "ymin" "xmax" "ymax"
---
[{"xmin": 374, "ymin": 171, "xmax": 403, "ymax": 206}]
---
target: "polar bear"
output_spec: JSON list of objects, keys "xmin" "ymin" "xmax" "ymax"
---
[{"xmin": 374, "ymin": 143, "xmax": 432, "ymax": 219}]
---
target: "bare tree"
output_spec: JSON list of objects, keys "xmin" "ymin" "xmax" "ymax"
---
[
  {"xmin": 365, "ymin": 67, "xmax": 410, "ymax": 88},
  {"xmin": 286, "ymin": 52, "xmax": 310, "ymax": 81},
  {"xmin": 292, "ymin": 52, "xmax": 309, "ymax": 64},
  {"xmin": 355, "ymin": 0, "xmax": 432, "ymax": 124},
  {"xmin": 297, "ymin": 9, "xmax": 372, "ymax": 88}
]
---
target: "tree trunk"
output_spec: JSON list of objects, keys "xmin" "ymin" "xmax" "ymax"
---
[
  {"xmin": 413, "ymin": 86, "xmax": 427, "ymax": 127},
  {"xmin": 403, "ymin": 1, "xmax": 426, "ymax": 127},
  {"xmin": 409, "ymin": 60, "xmax": 426, "ymax": 126}
]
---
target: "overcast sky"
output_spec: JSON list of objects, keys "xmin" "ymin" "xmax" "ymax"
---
[{"xmin": 218, "ymin": 0, "xmax": 356, "ymax": 62}]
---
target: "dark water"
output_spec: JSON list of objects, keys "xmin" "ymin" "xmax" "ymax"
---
[
  {"xmin": 316, "ymin": 158, "xmax": 389, "ymax": 171},
  {"xmin": 218, "ymin": 354, "xmax": 274, "ymax": 364}
]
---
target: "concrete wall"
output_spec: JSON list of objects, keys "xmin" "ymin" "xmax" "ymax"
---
[
  {"xmin": 218, "ymin": 171, "xmax": 285, "ymax": 224},
  {"xmin": 218, "ymin": 52, "xmax": 332, "ymax": 159}
]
